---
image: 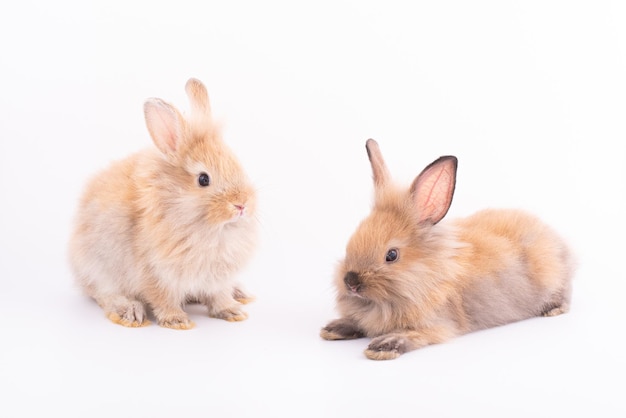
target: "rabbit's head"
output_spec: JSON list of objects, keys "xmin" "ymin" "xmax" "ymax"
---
[
  {"xmin": 142, "ymin": 78, "xmax": 256, "ymax": 228},
  {"xmin": 335, "ymin": 140, "xmax": 458, "ymax": 311}
]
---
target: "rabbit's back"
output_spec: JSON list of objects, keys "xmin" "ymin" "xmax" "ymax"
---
[
  {"xmin": 68, "ymin": 153, "xmax": 144, "ymax": 297},
  {"xmin": 453, "ymin": 208, "xmax": 574, "ymax": 331}
]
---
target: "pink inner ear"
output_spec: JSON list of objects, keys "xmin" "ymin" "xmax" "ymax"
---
[
  {"xmin": 144, "ymin": 100, "xmax": 181, "ymax": 154},
  {"xmin": 153, "ymin": 110, "xmax": 178, "ymax": 152},
  {"xmin": 411, "ymin": 157, "xmax": 457, "ymax": 224}
]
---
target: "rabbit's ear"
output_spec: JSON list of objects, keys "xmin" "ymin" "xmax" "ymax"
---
[
  {"xmin": 185, "ymin": 78, "xmax": 211, "ymax": 117},
  {"xmin": 410, "ymin": 156, "xmax": 458, "ymax": 224},
  {"xmin": 366, "ymin": 139, "xmax": 391, "ymax": 188},
  {"xmin": 144, "ymin": 98, "xmax": 185, "ymax": 155}
]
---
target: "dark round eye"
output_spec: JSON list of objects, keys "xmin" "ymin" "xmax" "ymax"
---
[
  {"xmin": 198, "ymin": 172, "xmax": 211, "ymax": 187},
  {"xmin": 385, "ymin": 248, "xmax": 399, "ymax": 263}
]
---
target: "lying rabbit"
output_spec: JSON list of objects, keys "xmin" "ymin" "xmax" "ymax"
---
[{"xmin": 321, "ymin": 139, "xmax": 574, "ymax": 360}]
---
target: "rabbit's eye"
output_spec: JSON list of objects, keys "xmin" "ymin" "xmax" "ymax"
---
[
  {"xmin": 385, "ymin": 248, "xmax": 399, "ymax": 263},
  {"xmin": 198, "ymin": 172, "xmax": 211, "ymax": 187}
]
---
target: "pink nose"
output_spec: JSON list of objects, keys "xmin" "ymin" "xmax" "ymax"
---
[{"xmin": 234, "ymin": 204, "xmax": 245, "ymax": 213}]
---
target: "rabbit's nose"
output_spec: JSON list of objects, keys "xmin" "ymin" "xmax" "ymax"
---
[
  {"xmin": 344, "ymin": 271, "xmax": 361, "ymax": 292},
  {"xmin": 234, "ymin": 204, "xmax": 245, "ymax": 215}
]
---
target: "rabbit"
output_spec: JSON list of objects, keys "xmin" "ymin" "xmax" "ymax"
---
[
  {"xmin": 320, "ymin": 139, "xmax": 575, "ymax": 360},
  {"xmin": 68, "ymin": 78, "xmax": 258, "ymax": 329}
]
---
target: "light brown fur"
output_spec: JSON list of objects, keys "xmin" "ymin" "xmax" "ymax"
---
[
  {"xmin": 321, "ymin": 139, "xmax": 575, "ymax": 360},
  {"xmin": 68, "ymin": 79, "xmax": 258, "ymax": 329}
]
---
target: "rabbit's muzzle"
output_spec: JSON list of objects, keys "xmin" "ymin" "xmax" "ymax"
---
[{"xmin": 344, "ymin": 271, "xmax": 362, "ymax": 294}]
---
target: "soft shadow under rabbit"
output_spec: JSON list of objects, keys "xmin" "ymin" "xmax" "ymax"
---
[
  {"xmin": 321, "ymin": 139, "xmax": 575, "ymax": 360},
  {"xmin": 68, "ymin": 78, "xmax": 258, "ymax": 329}
]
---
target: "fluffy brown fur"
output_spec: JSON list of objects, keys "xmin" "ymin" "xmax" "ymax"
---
[
  {"xmin": 321, "ymin": 139, "xmax": 574, "ymax": 360},
  {"xmin": 68, "ymin": 78, "xmax": 258, "ymax": 329}
]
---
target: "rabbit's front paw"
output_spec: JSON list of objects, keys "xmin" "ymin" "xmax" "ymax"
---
[
  {"xmin": 105, "ymin": 300, "xmax": 149, "ymax": 328},
  {"xmin": 232, "ymin": 287, "xmax": 255, "ymax": 305},
  {"xmin": 365, "ymin": 334, "xmax": 409, "ymax": 360},
  {"xmin": 157, "ymin": 312, "xmax": 195, "ymax": 330},
  {"xmin": 213, "ymin": 307, "xmax": 248, "ymax": 322},
  {"xmin": 320, "ymin": 318, "xmax": 364, "ymax": 340}
]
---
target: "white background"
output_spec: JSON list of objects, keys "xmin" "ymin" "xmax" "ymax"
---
[{"xmin": 1, "ymin": 1, "xmax": 625, "ymax": 417}]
